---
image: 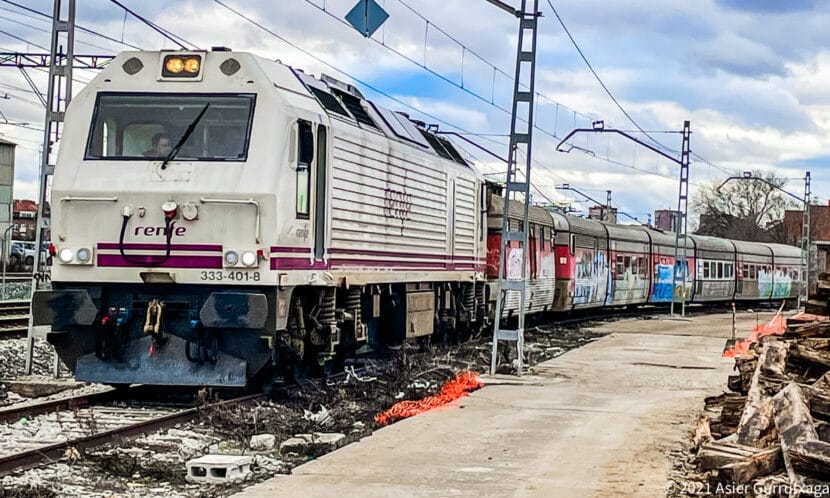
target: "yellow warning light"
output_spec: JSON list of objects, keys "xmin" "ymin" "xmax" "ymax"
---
[
  {"xmin": 164, "ymin": 57, "xmax": 184, "ymax": 74},
  {"xmin": 162, "ymin": 54, "xmax": 202, "ymax": 78},
  {"xmin": 184, "ymin": 57, "xmax": 200, "ymax": 73}
]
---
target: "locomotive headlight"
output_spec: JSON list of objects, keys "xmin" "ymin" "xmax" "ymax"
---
[
  {"xmin": 161, "ymin": 54, "xmax": 202, "ymax": 78},
  {"xmin": 241, "ymin": 251, "xmax": 257, "ymax": 267},
  {"xmin": 58, "ymin": 248, "xmax": 74, "ymax": 264},
  {"xmin": 164, "ymin": 57, "xmax": 184, "ymax": 74},
  {"xmin": 224, "ymin": 251, "xmax": 239, "ymax": 266},
  {"xmin": 183, "ymin": 57, "xmax": 200, "ymax": 73},
  {"xmin": 76, "ymin": 248, "xmax": 91, "ymax": 263}
]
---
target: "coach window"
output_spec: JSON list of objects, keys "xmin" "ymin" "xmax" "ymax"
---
[{"xmin": 296, "ymin": 120, "xmax": 314, "ymax": 219}]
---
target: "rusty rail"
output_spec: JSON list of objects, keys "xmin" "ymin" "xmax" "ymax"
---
[{"xmin": 0, "ymin": 392, "xmax": 264, "ymax": 475}]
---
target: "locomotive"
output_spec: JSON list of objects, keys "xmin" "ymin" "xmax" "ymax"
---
[{"xmin": 32, "ymin": 49, "xmax": 802, "ymax": 387}]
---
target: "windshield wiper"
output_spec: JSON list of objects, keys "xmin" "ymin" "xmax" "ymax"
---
[{"xmin": 161, "ymin": 103, "xmax": 211, "ymax": 170}]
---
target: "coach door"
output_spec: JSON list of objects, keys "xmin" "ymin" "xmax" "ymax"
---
[{"xmin": 314, "ymin": 125, "xmax": 327, "ymax": 260}]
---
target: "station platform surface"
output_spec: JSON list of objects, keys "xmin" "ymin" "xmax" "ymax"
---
[{"xmin": 235, "ymin": 311, "xmax": 776, "ymax": 497}]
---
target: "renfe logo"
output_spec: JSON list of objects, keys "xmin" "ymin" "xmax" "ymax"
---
[{"xmin": 134, "ymin": 225, "xmax": 187, "ymax": 237}]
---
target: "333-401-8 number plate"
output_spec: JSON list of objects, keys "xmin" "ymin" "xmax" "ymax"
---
[{"xmin": 200, "ymin": 271, "xmax": 261, "ymax": 282}]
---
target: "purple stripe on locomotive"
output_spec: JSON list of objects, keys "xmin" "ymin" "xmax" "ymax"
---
[
  {"xmin": 97, "ymin": 254, "xmax": 222, "ymax": 268},
  {"xmin": 98, "ymin": 242, "xmax": 222, "ymax": 252}
]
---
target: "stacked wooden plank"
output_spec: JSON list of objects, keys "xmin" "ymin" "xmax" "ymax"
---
[{"xmin": 695, "ymin": 317, "xmax": 830, "ymax": 494}]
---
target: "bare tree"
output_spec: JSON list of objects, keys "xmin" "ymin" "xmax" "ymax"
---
[{"xmin": 692, "ymin": 170, "xmax": 796, "ymax": 242}]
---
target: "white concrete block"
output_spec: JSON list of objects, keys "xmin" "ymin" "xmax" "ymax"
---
[
  {"xmin": 250, "ymin": 433, "xmax": 277, "ymax": 451},
  {"xmin": 186, "ymin": 454, "xmax": 252, "ymax": 483},
  {"xmin": 279, "ymin": 432, "xmax": 346, "ymax": 454}
]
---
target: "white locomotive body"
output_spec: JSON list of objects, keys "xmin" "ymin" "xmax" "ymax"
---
[{"xmin": 33, "ymin": 49, "xmax": 487, "ymax": 386}]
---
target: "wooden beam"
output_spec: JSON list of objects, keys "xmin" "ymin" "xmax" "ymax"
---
[
  {"xmin": 791, "ymin": 343, "xmax": 830, "ymax": 369},
  {"xmin": 788, "ymin": 441, "xmax": 830, "ymax": 481},
  {"xmin": 773, "ymin": 382, "xmax": 819, "ymax": 488},
  {"xmin": 699, "ymin": 439, "xmax": 758, "ymax": 469},
  {"xmin": 718, "ymin": 446, "xmax": 782, "ymax": 484},
  {"xmin": 736, "ymin": 341, "xmax": 788, "ymax": 447}
]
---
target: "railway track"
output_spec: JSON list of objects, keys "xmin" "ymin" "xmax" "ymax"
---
[
  {"xmin": 0, "ymin": 299, "xmax": 30, "ymax": 337},
  {"xmin": 0, "ymin": 388, "xmax": 264, "ymax": 475}
]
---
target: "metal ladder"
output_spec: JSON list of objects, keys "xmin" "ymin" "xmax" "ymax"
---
[
  {"xmin": 670, "ymin": 121, "xmax": 691, "ymax": 316},
  {"xmin": 490, "ymin": 0, "xmax": 540, "ymax": 376},
  {"xmin": 802, "ymin": 171, "xmax": 811, "ymax": 305},
  {"xmin": 25, "ymin": 0, "xmax": 75, "ymax": 375}
]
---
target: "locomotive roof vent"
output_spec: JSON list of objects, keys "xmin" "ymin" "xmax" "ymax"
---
[
  {"xmin": 220, "ymin": 58, "xmax": 241, "ymax": 76},
  {"xmin": 122, "ymin": 57, "xmax": 144, "ymax": 75},
  {"xmin": 320, "ymin": 73, "xmax": 364, "ymax": 99}
]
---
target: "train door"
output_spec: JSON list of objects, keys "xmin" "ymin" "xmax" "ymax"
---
[
  {"xmin": 313, "ymin": 125, "xmax": 327, "ymax": 260},
  {"xmin": 529, "ymin": 224, "xmax": 538, "ymax": 279}
]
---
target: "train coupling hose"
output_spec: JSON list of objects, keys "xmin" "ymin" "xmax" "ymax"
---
[
  {"xmin": 143, "ymin": 299, "xmax": 166, "ymax": 356},
  {"xmin": 143, "ymin": 299, "xmax": 164, "ymax": 335}
]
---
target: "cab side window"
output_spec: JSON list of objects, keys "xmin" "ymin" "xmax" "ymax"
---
[{"xmin": 296, "ymin": 120, "xmax": 314, "ymax": 219}]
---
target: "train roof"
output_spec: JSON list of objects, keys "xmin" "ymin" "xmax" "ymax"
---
[
  {"xmin": 548, "ymin": 210, "xmax": 571, "ymax": 233},
  {"xmin": 602, "ymin": 222, "xmax": 649, "ymax": 243},
  {"xmin": 93, "ymin": 50, "xmax": 477, "ymax": 174},
  {"xmin": 730, "ymin": 239, "xmax": 773, "ymax": 257},
  {"xmin": 765, "ymin": 242, "xmax": 802, "ymax": 258},
  {"xmin": 488, "ymin": 196, "xmax": 554, "ymax": 229},
  {"xmin": 283, "ymin": 59, "xmax": 474, "ymax": 169},
  {"xmin": 689, "ymin": 234, "xmax": 735, "ymax": 252},
  {"xmin": 564, "ymin": 215, "xmax": 607, "ymax": 237}
]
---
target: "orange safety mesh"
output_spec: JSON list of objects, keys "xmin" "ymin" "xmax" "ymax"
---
[
  {"xmin": 374, "ymin": 371, "xmax": 483, "ymax": 426},
  {"xmin": 723, "ymin": 310, "xmax": 785, "ymax": 358}
]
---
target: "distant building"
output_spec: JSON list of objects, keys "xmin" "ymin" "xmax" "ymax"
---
[
  {"xmin": 587, "ymin": 205, "xmax": 617, "ymax": 223},
  {"xmin": 0, "ymin": 139, "xmax": 14, "ymax": 246},
  {"xmin": 653, "ymin": 209, "xmax": 678, "ymax": 232},
  {"xmin": 782, "ymin": 205, "xmax": 830, "ymax": 293},
  {"xmin": 12, "ymin": 199, "xmax": 37, "ymax": 241}
]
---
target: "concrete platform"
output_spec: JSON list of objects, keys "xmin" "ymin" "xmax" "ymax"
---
[{"xmin": 234, "ymin": 311, "xmax": 779, "ymax": 498}]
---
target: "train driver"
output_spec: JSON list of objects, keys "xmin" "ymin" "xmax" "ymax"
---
[{"xmin": 143, "ymin": 133, "xmax": 173, "ymax": 157}]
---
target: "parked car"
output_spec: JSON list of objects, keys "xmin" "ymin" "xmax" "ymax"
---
[{"xmin": 11, "ymin": 242, "xmax": 35, "ymax": 267}]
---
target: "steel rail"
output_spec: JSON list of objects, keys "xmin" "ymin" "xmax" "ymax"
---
[{"xmin": 0, "ymin": 392, "xmax": 264, "ymax": 475}]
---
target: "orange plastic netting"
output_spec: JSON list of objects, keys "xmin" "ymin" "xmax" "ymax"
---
[
  {"xmin": 374, "ymin": 371, "xmax": 483, "ymax": 426},
  {"xmin": 722, "ymin": 310, "xmax": 785, "ymax": 358}
]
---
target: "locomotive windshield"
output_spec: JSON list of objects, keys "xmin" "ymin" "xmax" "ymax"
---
[{"xmin": 84, "ymin": 93, "xmax": 256, "ymax": 161}]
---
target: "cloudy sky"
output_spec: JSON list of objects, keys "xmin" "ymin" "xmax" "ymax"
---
[{"xmin": 0, "ymin": 0, "xmax": 827, "ymax": 224}]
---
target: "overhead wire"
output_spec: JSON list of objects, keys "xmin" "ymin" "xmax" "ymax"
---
[
  {"xmin": 543, "ymin": 0, "xmax": 738, "ymax": 177},
  {"xmin": 212, "ymin": 0, "xmax": 677, "ymax": 217},
  {"xmin": 0, "ymin": 27, "xmax": 47, "ymax": 50},
  {"xmin": 299, "ymin": 0, "xmax": 716, "ymax": 186},
  {"xmin": 0, "ymin": 13, "xmax": 117, "ymax": 53},
  {"xmin": 0, "ymin": 0, "xmax": 143, "ymax": 50},
  {"xmin": 106, "ymin": 0, "xmax": 193, "ymax": 50}
]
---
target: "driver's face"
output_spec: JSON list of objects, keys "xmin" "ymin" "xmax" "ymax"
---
[{"xmin": 156, "ymin": 138, "xmax": 172, "ymax": 154}]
